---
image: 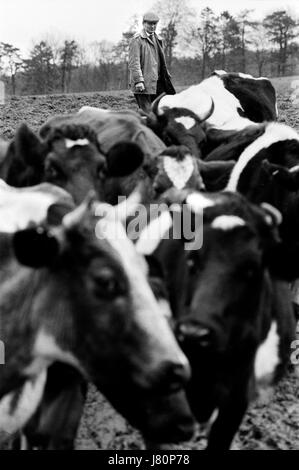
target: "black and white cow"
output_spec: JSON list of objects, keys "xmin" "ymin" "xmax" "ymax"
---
[
  {"xmin": 144, "ymin": 71, "xmax": 277, "ymax": 160},
  {"xmin": 225, "ymin": 122, "xmax": 299, "ymax": 242},
  {"xmin": 134, "ymin": 189, "xmax": 296, "ymax": 450},
  {"xmin": 0, "ymin": 182, "xmax": 194, "ymax": 447},
  {"xmin": 157, "ymin": 70, "xmax": 277, "ymax": 132}
]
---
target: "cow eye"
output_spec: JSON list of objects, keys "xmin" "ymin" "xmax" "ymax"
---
[
  {"xmin": 238, "ymin": 260, "xmax": 260, "ymax": 280},
  {"xmin": 45, "ymin": 161, "xmax": 65, "ymax": 181},
  {"xmin": 93, "ymin": 267, "xmax": 125, "ymax": 298}
]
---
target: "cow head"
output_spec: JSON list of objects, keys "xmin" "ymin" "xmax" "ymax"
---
[
  {"xmin": 0, "ymin": 190, "xmax": 194, "ymax": 443},
  {"xmin": 171, "ymin": 190, "xmax": 295, "ymax": 425},
  {"xmin": 177, "ymin": 193, "xmax": 277, "ymax": 349},
  {"xmin": 142, "ymin": 93, "xmax": 214, "ymax": 158},
  {"xmin": 144, "ymin": 145, "xmax": 235, "ymax": 196},
  {"xmin": 2, "ymin": 123, "xmax": 144, "ymax": 204}
]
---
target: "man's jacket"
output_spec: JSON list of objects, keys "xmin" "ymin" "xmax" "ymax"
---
[{"xmin": 128, "ymin": 29, "xmax": 175, "ymax": 95}]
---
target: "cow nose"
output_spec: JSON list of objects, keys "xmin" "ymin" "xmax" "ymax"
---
[
  {"xmin": 176, "ymin": 322, "xmax": 212, "ymax": 347},
  {"xmin": 154, "ymin": 360, "xmax": 191, "ymax": 393}
]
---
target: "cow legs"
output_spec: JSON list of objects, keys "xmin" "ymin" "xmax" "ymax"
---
[{"xmin": 206, "ymin": 383, "xmax": 249, "ymax": 451}]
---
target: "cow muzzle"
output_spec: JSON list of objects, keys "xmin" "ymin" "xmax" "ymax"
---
[{"xmin": 176, "ymin": 320, "xmax": 212, "ymax": 348}]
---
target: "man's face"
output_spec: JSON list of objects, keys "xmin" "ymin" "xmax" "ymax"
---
[{"xmin": 144, "ymin": 21, "xmax": 158, "ymax": 35}]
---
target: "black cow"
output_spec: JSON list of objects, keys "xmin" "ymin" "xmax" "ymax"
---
[
  {"xmin": 145, "ymin": 70, "xmax": 277, "ymax": 159},
  {"xmin": 134, "ymin": 189, "xmax": 297, "ymax": 450},
  {"xmin": 155, "ymin": 70, "xmax": 277, "ymax": 132}
]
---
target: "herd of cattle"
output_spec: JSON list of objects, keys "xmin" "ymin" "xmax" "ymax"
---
[{"xmin": 0, "ymin": 70, "xmax": 298, "ymax": 450}]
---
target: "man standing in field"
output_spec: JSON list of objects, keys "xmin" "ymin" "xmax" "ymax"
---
[{"xmin": 128, "ymin": 11, "xmax": 175, "ymax": 112}]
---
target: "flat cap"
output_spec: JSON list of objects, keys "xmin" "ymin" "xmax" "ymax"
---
[{"xmin": 143, "ymin": 11, "xmax": 159, "ymax": 22}]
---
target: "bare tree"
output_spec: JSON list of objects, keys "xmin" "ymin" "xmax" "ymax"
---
[
  {"xmin": 236, "ymin": 10, "xmax": 257, "ymax": 73},
  {"xmin": 263, "ymin": 10, "xmax": 298, "ymax": 76},
  {"xmin": 216, "ymin": 11, "xmax": 240, "ymax": 70},
  {"xmin": 115, "ymin": 15, "xmax": 138, "ymax": 89},
  {"xmin": 0, "ymin": 43, "xmax": 23, "ymax": 94},
  {"xmin": 151, "ymin": 0, "xmax": 195, "ymax": 71},
  {"xmin": 248, "ymin": 23, "xmax": 271, "ymax": 76},
  {"xmin": 90, "ymin": 40, "xmax": 115, "ymax": 90},
  {"xmin": 191, "ymin": 7, "xmax": 219, "ymax": 79},
  {"xmin": 59, "ymin": 40, "xmax": 80, "ymax": 92},
  {"xmin": 23, "ymin": 41, "xmax": 58, "ymax": 94}
]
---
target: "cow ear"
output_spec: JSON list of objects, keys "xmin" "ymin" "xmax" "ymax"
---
[
  {"xmin": 14, "ymin": 123, "xmax": 46, "ymax": 167},
  {"xmin": 266, "ymin": 241, "xmax": 299, "ymax": 281},
  {"xmin": 12, "ymin": 228, "xmax": 60, "ymax": 268},
  {"xmin": 105, "ymin": 142, "xmax": 144, "ymax": 177},
  {"xmin": 199, "ymin": 160, "xmax": 235, "ymax": 191},
  {"xmin": 143, "ymin": 155, "xmax": 159, "ymax": 178}
]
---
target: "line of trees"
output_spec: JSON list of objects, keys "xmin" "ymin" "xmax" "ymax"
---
[{"xmin": 0, "ymin": 1, "xmax": 298, "ymax": 95}]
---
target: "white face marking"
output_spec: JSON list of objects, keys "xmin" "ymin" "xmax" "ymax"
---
[
  {"xmin": 65, "ymin": 138, "xmax": 89, "ymax": 148},
  {"xmin": 24, "ymin": 329, "xmax": 82, "ymax": 377},
  {"xmin": 214, "ymin": 70, "xmax": 226, "ymax": 76},
  {"xmin": 163, "ymin": 155, "xmax": 194, "ymax": 190},
  {"xmin": 0, "ymin": 370, "xmax": 47, "ymax": 437},
  {"xmin": 174, "ymin": 116, "xmax": 196, "ymax": 130},
  {"xmin": 226, "ymin": 123, "xmax": 299, "ymax": 191},
  {"xmin": 0, "ymin": 181, "xmax": 70, "ymax": 233},
  {"xmin": 254, "ymin": 321, "xmax": 280, "ymax": 385},
  {"xmin": 186, "ymin": 192, "xmax": 215, "ymax": 212},
  {"xmin": 211, "ymin": 215, "xmax": 246, "ymax": 231},
  {"xmin": 135, "ymin": 210, "xmax": 173, "ymax": 255}
]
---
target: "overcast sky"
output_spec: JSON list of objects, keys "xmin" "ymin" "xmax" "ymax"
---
[{"xmin": 1, "ymin": 0, "xmax": 298, "ymax": 55}]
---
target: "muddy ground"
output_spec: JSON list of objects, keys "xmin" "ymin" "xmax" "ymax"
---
[{"xmin": 0, "ymin": 82, "xmax": 298, "ymax": 450}]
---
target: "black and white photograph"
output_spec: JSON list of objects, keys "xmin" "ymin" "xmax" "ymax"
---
[{"xmin": 0, "ymin": 0, "xmax": 299, "ymax": 453}]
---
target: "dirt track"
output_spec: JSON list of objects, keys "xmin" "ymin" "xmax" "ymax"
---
[{"xmin": 0, "ymin": 83, "xmax": 298, "ymax": 450}]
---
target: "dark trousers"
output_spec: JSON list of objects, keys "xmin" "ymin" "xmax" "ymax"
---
[
  {"xmin": 134, "ymin": 93, "xmax": 158, "ymax": 113},
  {"xmin": 134, "ymin": 78, "xmax": 174, "ymax": 112},
  {"xmin": 134, "ymin": 78, "xmax": 166, "ymax": 112}
]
